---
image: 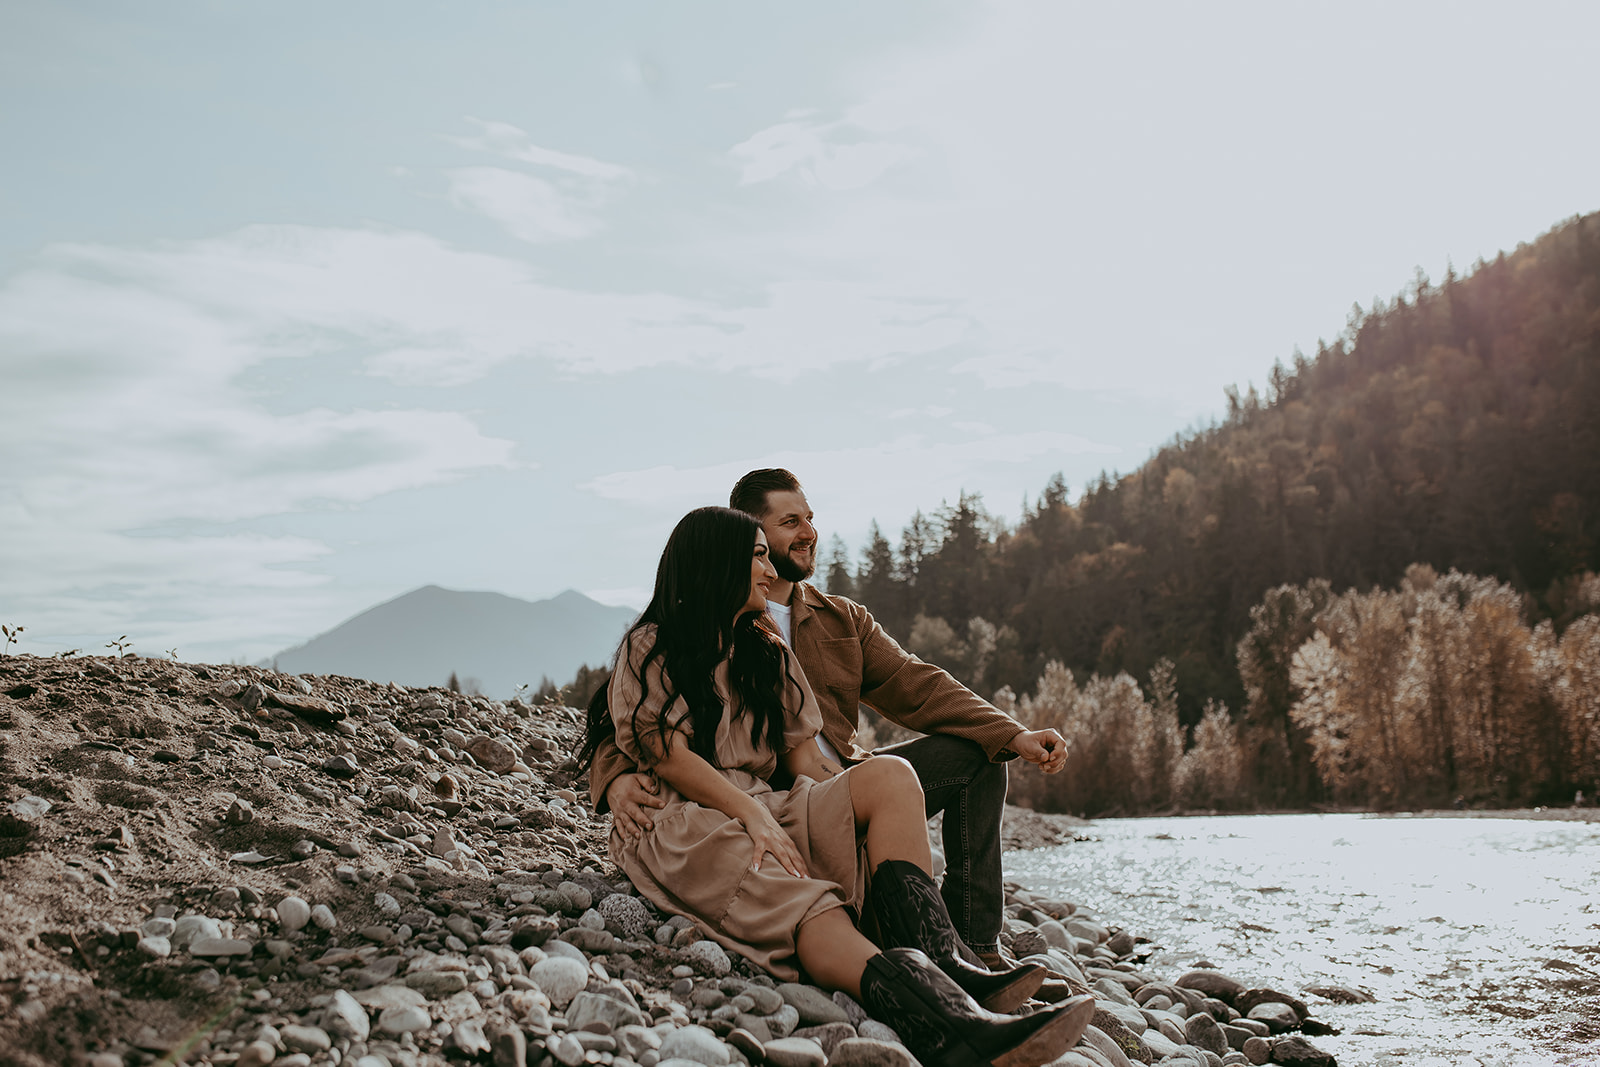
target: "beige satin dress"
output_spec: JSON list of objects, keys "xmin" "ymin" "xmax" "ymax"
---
[{"xmin": 607, "ymin": 625, "xmax": 865, "ymax": 980}]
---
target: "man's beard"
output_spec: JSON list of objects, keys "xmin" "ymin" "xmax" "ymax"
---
[{"xmin": 772, "ymin": 545, "xmax": 814, "ymax": 584}]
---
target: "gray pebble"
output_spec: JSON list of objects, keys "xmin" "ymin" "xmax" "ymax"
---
[
  {"xmin": 657, "ymin": 1025, "xmax": 731, "ymax": 1065},
  {"xmin": 685, "ymin": 939, "xmax": 732, "ymax": 977}
]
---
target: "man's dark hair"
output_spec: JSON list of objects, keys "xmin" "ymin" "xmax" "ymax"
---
[{"xmin": 729, "ymin": 468, "xmax": 802, "ymax": 519}]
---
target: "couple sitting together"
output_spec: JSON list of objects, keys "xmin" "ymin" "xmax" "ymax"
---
[{"xmin": 577, "ymin": 469, "xmax": 1095, "ymax": 1067}]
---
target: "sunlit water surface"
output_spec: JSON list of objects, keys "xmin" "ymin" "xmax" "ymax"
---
[{"xmin": 1005, "ymin": 814, "xmax": 1600, "ymax": 1066}]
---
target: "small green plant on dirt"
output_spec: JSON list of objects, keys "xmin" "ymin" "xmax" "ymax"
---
[
  {"xmin": 54, "ymin": 648, "xmax": 81, "ymax": 659},
  {"xmin": 1, "ymin": 625, "xmax": 22, "ymax": 654},
  {"xmin": 106, "ymin": 635, "xmax": 132, "ymax": 657},
  {"xmin": 166, "ymin": 648, "xmax": 179, "ymax": 660}
]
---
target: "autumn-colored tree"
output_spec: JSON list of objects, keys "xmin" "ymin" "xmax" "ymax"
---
[
  {"xmin": 1237, "ymin": 579, "xmax": 1333, "ymax": 805},
  {"xmin": 1174, "ymin": 700, "xmax": 1243, "ymax": 810}
]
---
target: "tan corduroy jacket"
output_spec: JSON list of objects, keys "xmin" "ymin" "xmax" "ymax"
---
[{"xmin": 589, "ymin": 582, "xmax": 1027, "ymax": 812}]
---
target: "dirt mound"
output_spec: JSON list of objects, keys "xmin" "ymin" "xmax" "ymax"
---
[{"xmin": 0, "ymin": 653, "xmax": 602, "ymax": 1066}]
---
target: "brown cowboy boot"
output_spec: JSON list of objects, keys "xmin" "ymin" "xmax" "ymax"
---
[
  {"xmin": 870, "ymin": 859, "xmax": 1046, "ymax": 1012},
  {"xmin": 858, "ymin": 948, "xmax": 1097, "ymax": 1067}
]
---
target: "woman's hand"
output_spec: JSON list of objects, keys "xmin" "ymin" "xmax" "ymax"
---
[
  {"xmin": 648, "ymin": 732, "xmax": 808, "ymax": 878},
  {"xmin": 736, "ymin": 799, "xmax": 809, "ymax": 878}
]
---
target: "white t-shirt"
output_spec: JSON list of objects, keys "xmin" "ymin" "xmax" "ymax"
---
[{"xmin": 766, "ymin": 599, "xmax": 843, "ymax": 764}]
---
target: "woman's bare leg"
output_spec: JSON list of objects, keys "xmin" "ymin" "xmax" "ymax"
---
[
  {"xmin": 796, "ymin": 908, "xmax": 878, "ymax": 998},
  {"xmin": 849, "ymin": 755, "xmax": 933, "ymax": 872}
]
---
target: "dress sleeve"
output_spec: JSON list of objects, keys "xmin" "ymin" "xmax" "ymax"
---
[
  {"xmin": 778, "ymin": 640, "xmax": 826, "ymax": 753},
  {"xmin": 608, "ymin": 626, "xmax": 691, "ymax": 767}
]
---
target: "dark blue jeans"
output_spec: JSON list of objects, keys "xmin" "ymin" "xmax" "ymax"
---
[{"xmin": 870, "ymin": 733, "xmax": 1008, "ymax": 952}]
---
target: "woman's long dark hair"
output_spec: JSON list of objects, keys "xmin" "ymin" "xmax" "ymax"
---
[{"xmin": 576, "ymin": 506, "xmax": 797, "ymax": 773}]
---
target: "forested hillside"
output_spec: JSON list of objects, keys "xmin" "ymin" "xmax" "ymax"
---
[{"xmin": 821, "ymin": 211, "xmax": 1600, "ymax": 811}]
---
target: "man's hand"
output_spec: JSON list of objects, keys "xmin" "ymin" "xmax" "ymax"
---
[
  {"xmin": 1011, "ymin": 728, "xmax": 1069, "ymax": 774},
  {"xmin": 606, "ymin": 772, "xmax": 666, "ymax": 839}
]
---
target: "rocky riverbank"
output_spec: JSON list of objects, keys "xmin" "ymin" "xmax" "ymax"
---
[{"xmin": 1, "ymin": 655, "xmax": 1344, "ymax": 1067}]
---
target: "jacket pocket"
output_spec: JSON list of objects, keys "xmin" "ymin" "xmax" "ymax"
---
[{"xmin": 816, "ymin": 636, "xmax": 864, "ymax": 697}]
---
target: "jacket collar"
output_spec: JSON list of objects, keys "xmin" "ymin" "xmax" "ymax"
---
[{"xmin": 788, "ymin": 581, "xmax": 823, "ymax": 627}]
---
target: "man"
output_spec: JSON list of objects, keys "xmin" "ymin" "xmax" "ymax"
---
[{"xmin": 590, "ymin": 469, "xmax": 1076, "ymax": 980}]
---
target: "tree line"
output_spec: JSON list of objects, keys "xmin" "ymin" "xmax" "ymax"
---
[{"xmin": 563, "ymin": 211, "xmax": 1600, "ymax": 812}]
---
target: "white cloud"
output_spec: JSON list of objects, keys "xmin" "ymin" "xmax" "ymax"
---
[
  {"xmin": 442, "ymin": 119, "xmax": 635, "ymax": 243},
  {"xmin": 0, "ymin": 228, "xmax": 521, "ymax": 655},
  {"xmin": 730, "ymin": 115, "xmax": 919, "ymax": 190},
  {"xmin": 448, "ymin": 118, "xmax": 633, "ymax": 181},
  {"xmin": 445, "ymin": 165, "xmax": 603, "ymax": 243},
  {"xmin": 582, "ymin": 431, "xmax": 1118, "ymax": 521}
]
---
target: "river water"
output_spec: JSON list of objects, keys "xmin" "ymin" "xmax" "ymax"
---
[{"xmin": 1005, "ymin": 813, "xmax": 1600, "ymax": 1066}]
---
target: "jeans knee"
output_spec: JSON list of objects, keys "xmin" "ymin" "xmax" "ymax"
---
[{"xmin": 971, "ymin": 756, "xmax": 1009, "ymax": 804}]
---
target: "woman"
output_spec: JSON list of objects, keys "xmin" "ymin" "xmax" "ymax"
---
[{"xmin": 577, "ymin": 507, "xmax": 1094, "ymax": 1067}]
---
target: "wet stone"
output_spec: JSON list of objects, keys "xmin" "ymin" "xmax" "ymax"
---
[
  {"xmin": 764, "ymin": 1036, "xmax": 828, "ymax": 1067},
  {"xmin": 1267, "ymin": 1035, "xmax": 1336, "ymax": 1067},
  {"xmin": 1177, "ymin": 972, "xmax": 1248, "ymax": 1004},
  {"xmin": 792, "ymin": 1022, "xmax": 856, "ymax": 1056},
  {"xmin": 1246, "ymin": 1002, "xmax": 1299, "ymax": 1034},
  {"xmin": 831, "ymin": 1038, "xmax": 917, "ymax": 1067},
  {"xmin": 1185, "ymin": 1011, "xmax": 1229, "ymax": 1056},
  {"xmin": 1304, "ymin": 984, "xmax": 1374, "ymax": 1004},
  {"xmin": 777, "ymin": 983, "xmax": 850, "ymax": 1026},
  {"xmin": 658, "ymin": 1025, "xmax": 731, "ymax": 1065},
  {"xmin": 858, "ymin": 1020, "xmax": 902, "ymax": 1045},
  {"xmin": 1235, "ymin": 988, "xmax": 1308, "ymax": 1021}
]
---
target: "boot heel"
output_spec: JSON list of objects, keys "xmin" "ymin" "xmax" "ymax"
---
[
  {"xmin": 989, "ymin": 995, "xmax": 1096, "ymax": 1067},
  {"xmin": 966, "ymin": 962, "xmax": 1045, "ymax": 1013}
]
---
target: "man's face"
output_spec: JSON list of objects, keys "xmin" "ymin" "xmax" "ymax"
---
[{"xmin": 760, "ymin": 489, "xmax": 817, "ymax": 583}]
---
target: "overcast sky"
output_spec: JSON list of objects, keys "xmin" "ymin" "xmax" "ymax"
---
[{"xmin": 2, "ymin": 2, "xmax": 1597, "ymax": 664}]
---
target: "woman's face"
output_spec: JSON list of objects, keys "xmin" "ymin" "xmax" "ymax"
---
[{"xmin": 744, "ymin": 529, "xmax": 778, "ymax": 615}]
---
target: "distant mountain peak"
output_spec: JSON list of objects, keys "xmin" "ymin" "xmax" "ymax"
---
[{"xmin": 271, "ymin": 586, "xmax": 634, "ymax": 697}]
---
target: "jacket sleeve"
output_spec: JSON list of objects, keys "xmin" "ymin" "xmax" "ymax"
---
[{"xmin": 852, "ymin": 601, "xmax": 1025, "ymax": 762}]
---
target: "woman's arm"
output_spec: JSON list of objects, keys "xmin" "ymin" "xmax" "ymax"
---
[
  {"xmin": 654, "ymin": 733, "xmax": 809, "ymax": 878},
  {"xmin": 782, "ymin": 739, "xmax": 842, "ymax": 783}
]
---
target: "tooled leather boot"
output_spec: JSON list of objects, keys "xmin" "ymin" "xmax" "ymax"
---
[
  {"xmin": 858, "ymin": 947, "xmax": 1096, "ymax": 1067},
  {"xmin": 870, "ymin": 858, "xmax": 1045, "ymax": 1012}
]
